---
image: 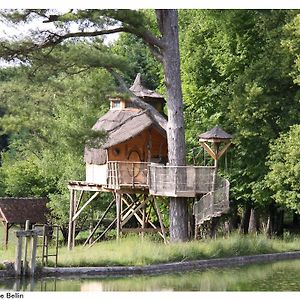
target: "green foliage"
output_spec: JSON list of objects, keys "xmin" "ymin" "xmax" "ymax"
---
[
  {"xmin": 0, "ymin": 62, "xmax": 114, "ymax": 229},
  {"xmin": 113, "ymin": 33, "xmax": 163, "ymax": 89},
  {"xmin": 265, "ymin": 125, "xmax": 300, "ymax": 213},
  {"xmin": 179, "ymin": 10, "xmax": 300, "ymax": 208}
]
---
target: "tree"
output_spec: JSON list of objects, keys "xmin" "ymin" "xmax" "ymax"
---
[
  {"xmin": 0, "ymin": 62, "xmax": 114, "ymax": 241},
  {"xmin": 179, "ymin": 10, "xmax": 300, "ymax": 233},
  {"xmin": 0, "ymin": 9, "xmax": 189, "ymax": 241}
]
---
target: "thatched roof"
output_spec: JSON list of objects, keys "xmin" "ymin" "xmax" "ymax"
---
[
  {"xmin": 199, "ymin": 125, "xmax": 232, "ymax": 141},
  {"xmin": 84, "ymin": 109, "xmax": 166, "ymax": 165},
  {"xmin": 0, "ymin": 197, "xmax": 48, "ymax": 224},
  {"xmin": 129, "ymin": 73, "xmax": 165, "ymax": 101}
]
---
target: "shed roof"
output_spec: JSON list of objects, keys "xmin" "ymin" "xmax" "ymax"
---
[
  {"xmin": 199, "ymin": 125, "xmax": 232, "ymax": 141},
  {"xmin": 129, "ymin": 73, "xmax": 165, "ymax": 101},
  {"xmin": 0, "ymin": 197, "xmax": 48, "ymax": 224},
  {"xmin": 84, "ymin": 109, "xmax": 166, "ymax": 164}
]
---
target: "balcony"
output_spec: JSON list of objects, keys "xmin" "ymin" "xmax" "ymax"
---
[
  {"xmin": 148, "ymin": 164, "xmax": 215, "ymax": 197},
  {"xmin": 106, "ymin": 162, "xmax": 216, "ymax": 197}
]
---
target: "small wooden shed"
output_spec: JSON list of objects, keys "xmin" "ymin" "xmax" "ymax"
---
[{"xmin": 0, "ymin": 197, "xmax": 48, "ymax": 248}]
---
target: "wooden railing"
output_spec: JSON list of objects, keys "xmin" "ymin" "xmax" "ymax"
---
[
  {"xmin": 106, "ymin": 161, "xmax": 149, "ymax": 189},
  {"xmin": 148, "ymin": 165, "xmax": 216, "ymax": 197}
]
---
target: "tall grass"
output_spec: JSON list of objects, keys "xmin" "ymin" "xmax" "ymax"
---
[
  {"xmin": 1, "ymin": 232, "xmax": 300, "ymax": 268},
  {"xmin": 55, "ymin": 233, "xmax": 300, "ymax": 267}
]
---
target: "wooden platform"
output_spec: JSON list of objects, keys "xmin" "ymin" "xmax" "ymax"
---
[{"xmin": 68, "ymin": 180, "xmax": 149, "ymax": 194}]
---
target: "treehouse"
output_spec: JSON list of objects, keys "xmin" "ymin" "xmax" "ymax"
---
[
  {"xmin": 67, "ymin": 74, "xmax": 232, "ymax": 249},
  {"xmin": 83, "ymin": 74, "xmax": 168, "ymax": 192}
]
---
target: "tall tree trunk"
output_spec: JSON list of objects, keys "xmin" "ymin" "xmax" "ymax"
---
[
  {"xmin": 248, "ymin": 208, "xmax": 260, "ymax": 234},
  {"xmin": 240, "ymin": 202, "xmax": 252, "ymax": 234},
  {"xmin": 156, "ymin": 10, "xmax": 188, "ymax": 242}
]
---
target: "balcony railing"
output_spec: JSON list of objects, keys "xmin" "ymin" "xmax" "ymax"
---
[
  {"xmin": 106, "ymin": 161, "xmax": 149, "ymax": 190},
  {"xmin": 193, "ymin": 177, "xmax": 230, "ymax": 225},
  {"xmin": 148, "ymin": 164, "xmax": 216, "ymax": 197}
]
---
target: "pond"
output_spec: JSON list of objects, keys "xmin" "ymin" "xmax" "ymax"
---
[{"xmin": 1, "ymin": 259, "xmax": 300, "ymax": 291}]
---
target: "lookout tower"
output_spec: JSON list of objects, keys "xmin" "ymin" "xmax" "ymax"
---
[{"xmin": 193, "ymin": 125, "xmax": 232, "ymax": 234}]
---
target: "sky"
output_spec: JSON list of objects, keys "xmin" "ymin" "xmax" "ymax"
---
[
  {"xmin": 1, "ymin": 0, "xmax": 300, "ymax": 9},
  {"xmin": 0, "ymin": 0, "xmax": 299, "ymax": 66}
]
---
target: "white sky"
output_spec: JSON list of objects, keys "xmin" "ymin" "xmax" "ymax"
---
[
  {"xmin": 0, "ymin": 0, "xmax": 299, "ymax": 66},
  {"xmin": 1, "ymin": 0, "xmax": 300, "ymax": 9}
]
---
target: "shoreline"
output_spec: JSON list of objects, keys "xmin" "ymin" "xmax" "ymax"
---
[{"xmin": 1, "ymin": 250, "xmax": 300, "ymax": 279}]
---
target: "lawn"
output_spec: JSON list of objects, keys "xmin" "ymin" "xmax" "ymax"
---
[{"xmin": 1, "ymin": 229, "xmax": 300, "ymax": 268}]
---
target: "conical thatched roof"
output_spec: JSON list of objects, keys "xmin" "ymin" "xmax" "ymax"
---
[
  {"xmin": 129, "ymin": 73, "xmax": 165, "ymax": 100},
  {"xmin": 199, "ymin": 125, "xmax": 232, "ymax": 141}
]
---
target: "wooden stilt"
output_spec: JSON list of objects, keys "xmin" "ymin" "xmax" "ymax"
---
[
  {"xmin": 83, "ymin": 198, "xmax": 115, "ymax": 246},
  {"xmin": 72, "ymin": 190, "xmax": 77, "ymax": 249},
  {"xmin": 67, "ymin": 189, "xmax": 75, "ymax": 250},
  {"xmin": 89, "ymin": 217, "xmax": 117, "ymax": 247},
  {"xmin": 142, "ymin": 195, "xmax": 146, "ymax": 239},
  {"xmin": 153, "ymin": 197, "xmax": 167, "ymax": 244},
  {"xmin": 116, "ymin": 193, "xmax": 121, "ymax": 240},
  {"xmin": 4, "ymin": 222, "xmax": 9, "ymax": 249}
]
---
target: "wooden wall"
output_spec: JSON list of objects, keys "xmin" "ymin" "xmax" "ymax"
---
[{"xmin": 107, "ymin": 125, "xmax": 168, "ymax": 163}]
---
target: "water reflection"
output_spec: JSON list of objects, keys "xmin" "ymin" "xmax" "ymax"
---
[{"xmin": 1, "ymin": 259, "xmax": 300, "ymax": 291}]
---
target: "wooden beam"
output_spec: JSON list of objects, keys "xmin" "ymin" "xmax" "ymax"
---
[
  {"xmin": 216, "ymin": 142, "xmax": 232, "ymax": 160},
  {"xmin": 67, "ymin": 189, "xmax": 75, "ymax": 250},
  {"xmin": 121, "ymin": 197, "xmax": 148, "ymax": 227},
  {"xmin": 15, "ymin": 236, "xmax": 23, "ymax": 276},
  {"xmin": 116, "ymin": 193, "xmax": 121, "ymax": 240},
  {"xmin": 152, "ymin": 197, "xmax": 167, "ymax": 244},
  {"xmin": 4, "ymin": 222, "xmax": 8, "ymax": 249},
  {"xmin": 83, "ymin": 198, "xmax": 115, "ymax": 246},
  {"xmin": 29, "ymin": 235, "xmax": 38, "ymax": 277},
  {"xmin": 75, "ymin": 190, "xmax": 84, "ymax": 213},
  {"xmin": 200, "ymin": 142, "xmax": 217, "ymax": 160},
  {"xmin": 89, "ymin": 217, "xmax": 117, "ymax": 247},
  {"xmin": 72, "ymin": 190, "xmax": 77, "ymax": 249},
  {"xmin": 121, "ymin": 228, "xmax": 168, "ymax": 233},
  {"xmin": 72, "ymin": 192, "xmax": 99, "ymax": 221}
]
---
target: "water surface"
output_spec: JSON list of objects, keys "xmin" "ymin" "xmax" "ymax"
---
[{"xmin": 1, "ymin": 259, "xmax": 300, "ymax": 291}]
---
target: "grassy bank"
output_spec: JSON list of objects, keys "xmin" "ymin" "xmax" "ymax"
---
[
  {"xmin": 1, "ymin": 233, "xmax": 300, "ymax": 268},
  {"xmin": 55, "ymin": 234, "xmax": 300, "ymax": 267}
]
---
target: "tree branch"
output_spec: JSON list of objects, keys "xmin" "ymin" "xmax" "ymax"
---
[{"xmin": 107, "ymin": 68, "xmax": 167, "ymax": 131}]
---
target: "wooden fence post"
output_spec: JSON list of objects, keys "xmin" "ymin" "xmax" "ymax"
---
[
  {"xmin": 22, "ymin": 220, "xmax": 30, "ymax": 276},
  {"xmin": 29, "ymin": 235, "xmax": 38, "ymax": 276},
  {"xmin": 15, "ymin": 235, "xmax": 23, "ymax": 276}
]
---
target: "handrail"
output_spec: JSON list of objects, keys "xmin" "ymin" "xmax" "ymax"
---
[{"xmin": 193, "ymin": 177, "xmax": 230, "ymax": 225}]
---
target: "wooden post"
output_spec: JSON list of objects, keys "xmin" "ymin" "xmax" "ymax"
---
[
  {"xmin": 42, "ymin": 224, "xmax": 47, "ymax": 266},
  {"xmin": 142, "ymin": 196, "xmax": 146, "ymax": 240},
  {"xmin": 4, "ymin": 222, "xmax": 9, "ymax": 250},
  {"xmin": 72, "ymin": 190, "xmax": 77, "ymax": 249},
  {"xmin": 29, "ymin": 235, "xmax": 38, "ymax": 276},
  {"xmin": 116, "ymin": 193, "xmax": 121, "ymax": 240},
  {"xmin": 153, "ymin": 197, "xmax": 167, "ymax": 244},
  {"xmin": 55, "ymin": 225, "xmax": 59, "ymax": 267},
  {"xmin": 22, "ymin": 220, "xmax": 30, "ymax": 276},
  {"xmin": 15, "ymin": 235, "xmax": 23, "ymax": 276},
  {"xmin": 68, "ymin": 189, "xmax": 75, "ymax": 250}
]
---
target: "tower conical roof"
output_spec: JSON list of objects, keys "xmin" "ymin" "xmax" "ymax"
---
[
  {"xmin": 129, "ymin": 73, "xmax": 165, "ymax": 100},
  {"xmin": 199, "ymin": 125, "xmax": 232, "ymax": 141}
]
